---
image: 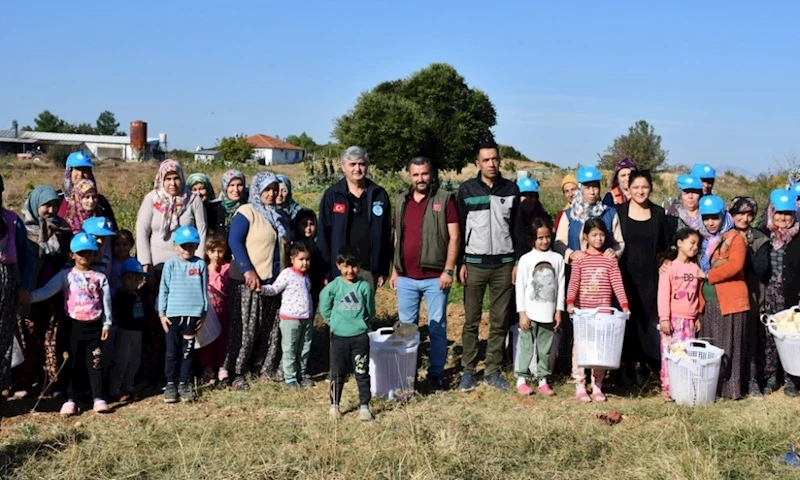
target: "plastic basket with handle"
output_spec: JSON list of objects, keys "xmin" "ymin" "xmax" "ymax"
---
[
  {"xmin": 665, "ymin": 340, "xmax": 724, "ymax": 407},
  {"xmin": 368, "ymin": 327, "xmax": 420, "ymax": 400},
  {"xmin": 763, "ymin": 306, "xmax": 800, "ymax": 377},
  {"xmin": 572, "ymin": 307, "xmax": 628, "ymax": 369}
]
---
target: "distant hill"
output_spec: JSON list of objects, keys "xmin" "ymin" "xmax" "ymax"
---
[{"xmin": 716, "ymin": 165, "xmax": 757, "ymax": 180}]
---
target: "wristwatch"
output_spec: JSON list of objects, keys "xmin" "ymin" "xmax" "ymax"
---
[{"xmin": 444, "ymin": 269, "xmax": 454, "ymax": 277}]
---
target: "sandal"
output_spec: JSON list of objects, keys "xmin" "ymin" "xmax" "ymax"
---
[
  {"xmin": 591, "ymin": 388, "xmax": 607, "ymax": 402},
  {"xmin": 575, "ymin": 388, "xmax": 591, "ymax": 403},
  {"xmin": 232, "ymin": 376, "xmax": 250, "ymax": 392}
]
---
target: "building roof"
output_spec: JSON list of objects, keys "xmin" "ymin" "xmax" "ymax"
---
[
  {"xmin": 195, "ymin": 149, "xmax": 220, "ymax": 155},
  {"xmin": 246, "ymin": 134, "xmax": 304, "ymax": 151},
  {"xmin": 0, "ymin": 129, "xmax": 36, "ymax": 144},
  {"xmin": 20, "ymin": 131, "xmax": 133, "ymax": 144}
]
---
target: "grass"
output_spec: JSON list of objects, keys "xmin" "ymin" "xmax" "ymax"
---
[{"xmin": 1, "ymin": 157, "xmax": 799, "ymax": 479}]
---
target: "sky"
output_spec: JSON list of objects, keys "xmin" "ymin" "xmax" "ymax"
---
[{"xmin": 2, "ymin": 1, "xmax": 798, "ymax": 173}]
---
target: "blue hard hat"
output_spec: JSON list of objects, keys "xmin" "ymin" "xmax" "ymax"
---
[
  {"xmin": 576, "ymin": 166, "xmax": 602, "ymax": 184},
  {"xmin": 690, "ymin": 163, "xmax": 716, "ymax": 180},
  {"xmin": 770, "ymin": 189, "xmax": 797, "ymax": 213},
  {"xmin": 677, "ymin": 174, "xmax": 702, "ymax": 191},
  {"xmin": 517, "ymin": 177, "xmax": 539, "ymax": 193},
  {"xmin": 698, "ymin": 195, "xmax": 725, "ymax": 216},
  {"xmin": 174, "ymin": 225, "xmax": 201, "ymax": 245},
  {"xmin": 66, "ymin": 151, "xmax": 94, "ymax": 169},
  {"xmin": 82, "ymin": 217, "xmax": 115, "ymax": 236},
  {"xmin": 120, "ymin": 257, "xmax": 150, "ymax": 276},
  {"xmin": 70, "ymin": 232, "xmax": 99, "ymax": 253}
]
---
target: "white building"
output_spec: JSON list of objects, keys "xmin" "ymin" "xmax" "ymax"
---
[
  {"xmin": 0, "ymin": 130, "xmax": 165, "ymax": 161},
  {"xmin": 194, "ymin": 148, "xmax": 221, "ymax": 163},
  {"xmin": 246, "ymin": 134, "xmax": 304, "ymax": 165}
]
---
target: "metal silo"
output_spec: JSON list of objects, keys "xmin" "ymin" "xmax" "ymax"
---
[{"xmin": 130, "ymin": 121, "xmax": 147, "ymax": 161}]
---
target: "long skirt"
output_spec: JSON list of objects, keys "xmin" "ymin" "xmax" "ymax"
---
[
  {"xmin": 14, "ymin": 294, "xmax": 70, "ymax": 394},
  {"xmin": 701, "ymin": 301, "xmax": 748, "ymax": 400},
  {"xmin": 225, "ymin": 279, "xmax": 282, "ymax": 380},
  {"xmin": 0, "ymin": 263, "xmax": 19, "ymax": 391}
]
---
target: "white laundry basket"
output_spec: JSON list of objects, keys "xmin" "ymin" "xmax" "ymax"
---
[
  {"xmin": 572, "ymin": 307, "xmax": 628, "ymax": 369},
  {"xmin": 508, "ymin": 324, "xmax": 538, "ymax": 375},
  {"xmin": 764, "ymin": 307, "xmax": 800, "ymax": 377},
  {"xmin": 665, "ymin": 340, "xmax": 724, "ymax": 407},
  {"xmin": 368, "ymin": 327, "xmax": 420, "ymax": 400}
]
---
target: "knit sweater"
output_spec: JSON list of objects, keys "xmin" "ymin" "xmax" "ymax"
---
[
  {"xmin": 706, "ymin": 230, "xmax": 750, "ymax": 315},
  {"xmin": 658, "ymin": 261, "xmax": 704, "ymax": 320},
  {"xmin": 228, "ymin": 204, "xmax": 281, "ymax": 282},
  {"xmin": 319, "ymin": 277, "xmax": 374, "ymax": 337},
  {"xmin": 31, "ymin": 268, "xmax": 113, "ymax": 329},
  {"xmin": 262, "ymin": 267, "xmax": 312, "ymax": 320},
  {"xmin": 158, "ymin": 256, "xmax": 209, "ymax": 318},
  {"xmin": 515, "ymin": 249, "xmax": 565, "ymax": 323},
  {"xmin": 566, "ymin": 253, "xmax": 629, "ymax": 309},
  {"xmin": 136, "ymin": 191, "xmax": 207, "ymax": 269}
]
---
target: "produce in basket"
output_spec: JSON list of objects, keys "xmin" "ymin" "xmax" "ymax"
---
[
  {"xmin": 669, "ymin": 343, "xmax": 692, "ymax": 364},
  {"xmin": 771, "ymin": 311, "xmax": 800, "ymax": 334}
]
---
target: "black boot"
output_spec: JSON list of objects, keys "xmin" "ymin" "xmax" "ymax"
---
[{"xmin": 765, "ymin": 376, "xmax": 779, "ymax": 395}]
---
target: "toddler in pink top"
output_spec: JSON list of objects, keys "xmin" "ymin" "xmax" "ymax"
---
[
  {"xmin": 198, "ymin": 235, "xmax": 230, "ymax": 383},
  {"xmin": 657, "ymin": 228, "xmax": 705, "ymax": 399}
]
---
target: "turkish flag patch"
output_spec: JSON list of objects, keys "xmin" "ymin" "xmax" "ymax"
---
[
  {"xmin": 333, "ymin": 202, "xmax": 346, "ymax": 214},
  {"xmin": 432, "ymin": 203, "xmax": 442, "ymax": 212}
]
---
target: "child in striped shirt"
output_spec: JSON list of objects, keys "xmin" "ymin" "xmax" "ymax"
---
[
  {"xmin": 566, "ymin": 218, "xmax": 630, "ymax": 403},
  {"xmin": 158, "ymin": 226, "xmax": 208, "ymax": 404}
]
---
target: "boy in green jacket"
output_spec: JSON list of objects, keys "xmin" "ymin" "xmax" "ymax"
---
[{"xmin": 320, "ymin": 246, "xmax": 375, "ymax": 421}]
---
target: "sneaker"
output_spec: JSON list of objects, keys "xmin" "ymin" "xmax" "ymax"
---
[
  {"xmin": 785, "ymin": 379, "xmax": 798, "ymax": 398},
  {"xmin": 12, "ymin": 390, "xmax": 27, "ymax": 399},
  {"xmin": 591, "ymin": 388, "xmax": 607, "ymax": 403},
  {"xmin": 537, "ymin": 383, "xmax": 556, "ymax": 396},
  {"xmin": 164, "ymin": 383, "xmax": 178, "ymax": 403},
  {"xmin": 285, "ymin": 381, "xmax": 301, "ymax": 390},
  {"xmin": 485, "ymin": 373, "xmax": 510, "ymax": 391},
  {"xmin": 60, "ymin": 400, "xmax": 77, "ymax": 416},
  {"xmin": 748, "ymin": 380, "xmax": 763, "ymax": 398},
  {"xmin": 517, "ymin": 383, "xmax": 534, "ymax": 396},
  {"xmin": 329, "ymin": 405, "xmax": 342, "ymax": 420},
  {"xmin": 765, "ymin": 376, "xmax": 778, "ymax": 395},
  {"xmin": 300, "ymin": 379, "xmax": 316, "ymax": 388},
  {"xmin": 458, "ymin": 373, "xmax": 476, "ymax": 392},
  {"xmin": 359, "ymin": 407, "xmax": 373, "ymax": 422},
  {"xmin": 575, "ymin": 387, "xmax": 591, "ymax": 403},
  {"xmin": 93, "ymin": 399, "xmax": 110, "ymax": 413},
  {"xmin": 178, "ymin": 383, "xmax": 194, "ymax": 402}
]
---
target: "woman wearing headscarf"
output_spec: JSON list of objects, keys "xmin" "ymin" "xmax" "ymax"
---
[
  {"xmin": 666, "ymin": 174, "xmax": 704, "ymax": 240},
  {"xmin": 275, "ymin": 174, "xmax": 303, "ymax": 220},
  {"xmin": 225, "ymin": 171, "xmax": 290, "ymax": 391},
  {"xmin": 207, "ymin": 169, "xmax": 247, "ymax": 239},
  {"xmin": 761, "ymin": 190, "xmax": 800, "ymax": 397},
  {"xmin": 602, "ymin": 158, "xmax": 636, "ymax": 208},
  {"xmin": 0, "ymin": 175, "xmax": 32, "ymax": 394},
  {"xmin": 63, "ymin": 179, "xmax": 100, "ymax": 233},
  {"xmin": 187, "ymin": 172, "xmax": 218, "ymax": 235},
  {"xmin": 136, "ymin": 160, "xmax": 207, "ymax": 273},
  {"xmin": 553, "ymin": 174, "xmax": 579, "ymax": 233},
  {"xmin": 57, "ymin": 151, "xmax": 116, "ymax": 230},
  {"xmin": 14, "ymin": 186, "xmax": 72, "ymax": 397},
  {"xmin": 615, "ymin": 170, "xmax": 670, "ymax": 382},
  {"xmin": 698, "ymin": 195, "xmax": 750, "ymax": 400}
]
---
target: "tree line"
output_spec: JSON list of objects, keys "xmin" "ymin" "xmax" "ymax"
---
[{"xmin": 15, "ymin": 110, "xmax": 126, "ymax": 136}]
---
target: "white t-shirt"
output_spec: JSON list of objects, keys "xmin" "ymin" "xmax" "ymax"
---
[{"xmin": 515, "ymin": 249, "xmax": 566, "ymax": 324}]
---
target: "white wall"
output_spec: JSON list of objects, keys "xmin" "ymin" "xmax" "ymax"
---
[
  {"xmin": 252, "ymin": 147, "xmax": 303, "ymax": 165},
  {"xmin": 83, "ymin": 141, "xmax": 132, "ymax": 161}
]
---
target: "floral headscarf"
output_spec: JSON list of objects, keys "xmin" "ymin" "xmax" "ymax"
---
[
  {"xmin": 729, "ymin": 196, "xmax": 758, "ymax": 245},
  {"xmin": 219, "ymin": 169, "xmax": 247, "ymax": 225},
  {"xmin": 186, "ymin": 173, "xmax": 215, "ymax": 203},
  {"xmin": 767, "ymin": 203, "xmax": 800, "ymax": 251},
  {"xmin": 250, "ymin": 171, "xmax": 288, "ymax": 239},
  {"xmin": 22, "ymin": 185, "xmax": 70, "ymax": 255},
  {"xmin": 786, "ymin": 165, "xmax": 800, "ymax": 190},
  {"xmin": 64, "ymin": 179, "xmax": 98, "ymax": 233},
  {"xmin": 698, "ymin": 209, "xmax": 734, "ymax": 273},
  {"xmin": 569, "ymin": 185, "xmax": 607, "ymax": 223},
  {"xmin": 275, "ymin": 174, "xmax": 302, "ymax": 220},
  {"xmin": 62, "ymin": 165, "xmax": 96, "ymax": 198},
  {"xmin": 152, "ymin": 160, "xmax": 192, "ymax": 241}
]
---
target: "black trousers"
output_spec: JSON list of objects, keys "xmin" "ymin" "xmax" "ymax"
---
[
  {"xmin": 330, "ymin": 333, "xmax": 371, "ymax": 406},
  {"xmin": 164, "ymin": 317, "xmax": 198, "ymax": 384},
  {"xmin": 67, "ymin": 318, "xmax": 103, "ymax": 401}
]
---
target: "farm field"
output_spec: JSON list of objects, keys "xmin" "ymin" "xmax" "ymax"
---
[{"xmin": 0, "ymin": 158, "xmax": 798, "ymax": 479}]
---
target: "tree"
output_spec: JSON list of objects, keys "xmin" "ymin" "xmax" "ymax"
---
[
  {"xmin": 95, "ymin": 110, "xmax": 120, "ymax": 135},
  {"xmin": 33, "ymin": 110, "xmax": 68, "ymax": 133},
  {"xmin": 71, "ymin": 122, "xmax": 96, "ymax": 134},
  {"xmin": 597, "ymin": 120, "xmax": 668, "ymax": 172},
  {"xmin": 499, "ymin": 144, "xmax": 529, "ymax": 161},
  {"xmin": 333, "ymin": 63, "xmax": 496, "ymax": 172},
  {"xmin": 217, "ymin": 134, "xmax": 254, "ymax": 163},
  {"xmin": 285, "ymin": 132, "xmax": 317, "ymax": 152}
]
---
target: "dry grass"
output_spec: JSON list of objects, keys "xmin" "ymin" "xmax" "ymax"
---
[{"xmin": 1, "ymin": 159, "xmax": 798, "ymax": 479}]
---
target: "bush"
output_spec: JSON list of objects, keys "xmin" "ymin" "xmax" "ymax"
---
[{"xmin": 47, "ymin": 145, "xmax": 75, "ymax": 168}]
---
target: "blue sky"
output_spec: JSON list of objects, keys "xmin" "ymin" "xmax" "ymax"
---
[{"xmin": 2, "ymin": 1, "xmax": 798, "ymax": 173}]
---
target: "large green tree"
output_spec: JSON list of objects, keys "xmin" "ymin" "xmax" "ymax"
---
[
  {"xmin": 217, "ymin": 134, "xmax": 254, "ymax": 163},
  {"xmin": 333, "ymin": 63, "xmax": 496, "ymax": 172},
  {"xmin": 95, "ymin": 110, "xmax": 121, "ymax": 135},
  {"xmin": 597, "ymin": 120, "xmax": 669, "ymax": 172},
  {"xmin": 285, "ymin": 132, "xmax": 318, "ymax": 152},
  {"xmin": 33, "ymin": 110, "xmax": 69, "ymax": 132}
]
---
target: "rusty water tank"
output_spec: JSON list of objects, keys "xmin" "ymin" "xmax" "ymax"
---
[{"xmin": 130, "ymin": 121, "xmax": 147, "ymax": 161}]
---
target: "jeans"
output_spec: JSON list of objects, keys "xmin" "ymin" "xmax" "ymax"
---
[
  {"xmin": 164, "ymin": 316, "xmax": 198, "ymax": 384},
  {"xmin": 396, "ymin": 276, "xmax": 449, "ymax": 379},
  {"xmin": 279, "ymin": 319, "xmax": 313, "ymax": 383},
  {"xmin": 462, "ymin": 263, "xmax": 513, "ymax": 376}
]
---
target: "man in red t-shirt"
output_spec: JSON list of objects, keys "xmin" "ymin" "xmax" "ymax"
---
[{"xmin": 390, "ymin": 157, "xmax": 460, "ymax": 390}]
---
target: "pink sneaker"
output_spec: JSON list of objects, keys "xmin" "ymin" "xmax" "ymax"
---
[
  {"xmin": 517, "ymin": 383, "xmax": 534, "ymax": 396},
  {"xmin": 60, "ymin": 401, "xmax": 77, "ymax": 416},
  {"xmin": 93, "ymin": 399, "xmax": 110, "ymax": 413},
  {"xmin": 591, "ymin": 388, "xmax": 607, "ymax": 402},
  {"xmin": 537, "ymin": 383, "xmax": 555, "ymax": 396},
  {"xmin": 575, "ymin": 388, "xmax": 591, "ymax": 403}
]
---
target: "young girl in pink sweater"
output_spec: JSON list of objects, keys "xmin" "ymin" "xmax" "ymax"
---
[
  {"xmin": 198, "ymin": 235, "xmax": 230, "ymax": 384},
  {"xmin": 657, "ymin": 228, "xmax": 704, "ymax": 399}
]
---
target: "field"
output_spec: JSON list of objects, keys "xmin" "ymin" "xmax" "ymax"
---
[{"xmin": 1, "ymin": 158, "xmax": 799, "ymax": 479}]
